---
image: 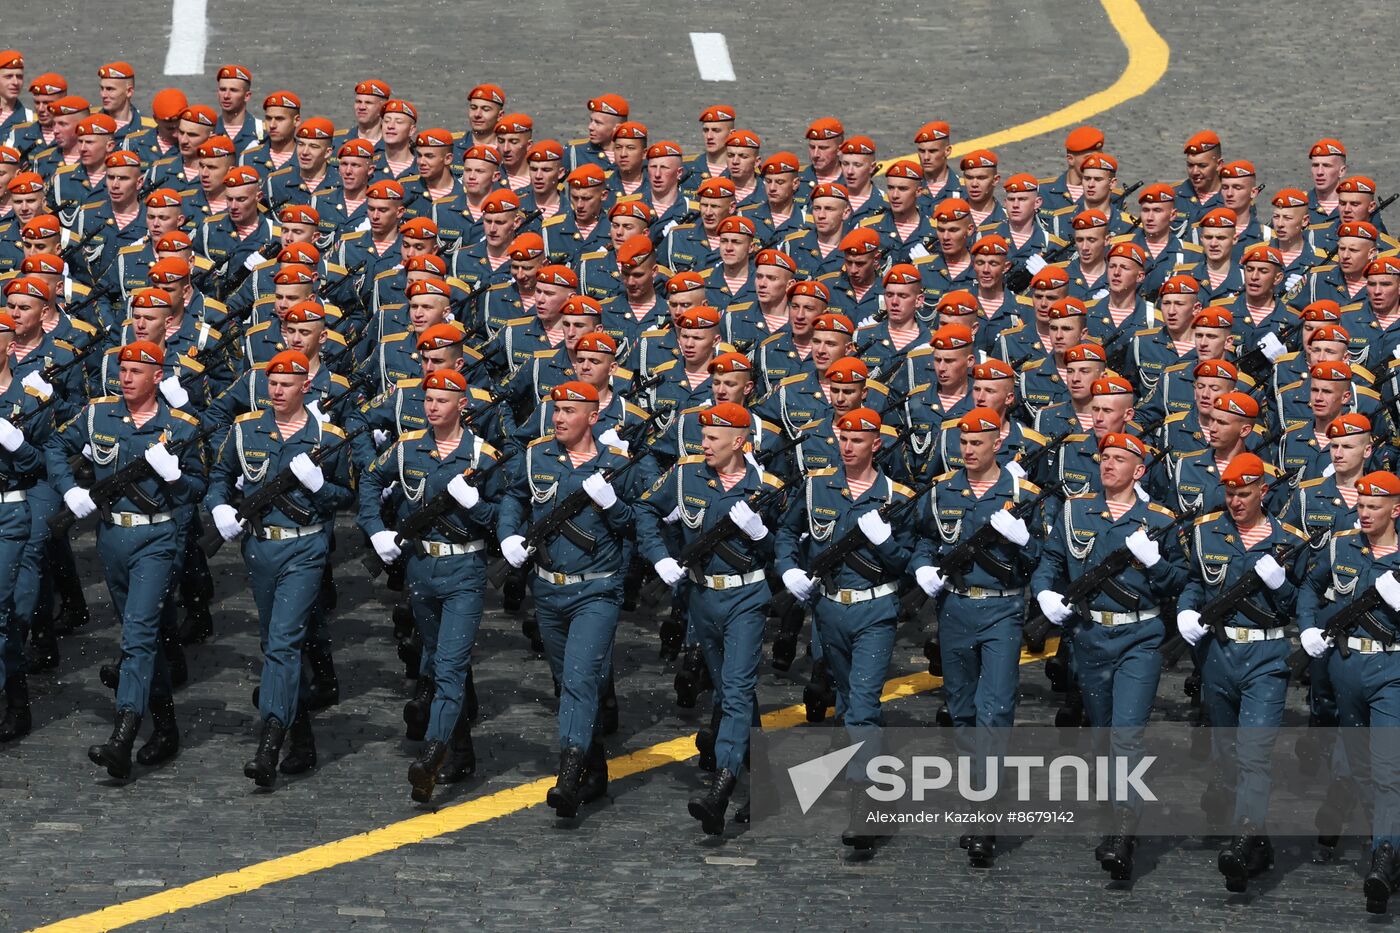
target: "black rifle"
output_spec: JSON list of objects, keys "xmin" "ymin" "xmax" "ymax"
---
[
  {"xmin": 940, "ymin": 483, "xmax": 1065, "ymax": 592},
  {"xmin": 1023, "ymin": 506, "xmax": 1200, "ymax": 652},
  {"xmin": 641, "ymin": 428, "xmax": 806, "ymax": 601},
  {"xmin": 1112, "ymin": 180, "xmax": 1144, "ymax": 208},
  {"xmin": 361, "ymin": 445, "xmax": 519, "ymax": 576},
  {"xmin": 768, "ymin": 470, "xmax": 938, "ymax": 619},
  {"xmin": 49, "ymin": 421, "xmax": 218, "ymax": 537},
  {"xmin": 652, "ymin": 210, "xmax": 699, "ymax": 247},
  {"xmin": 1287, "ymin": 580, "xmax": 1394, "ymax": 677},
  {"xmin": 1200, "ymin": 527, "xmax": 1327, "ymax": 644},
  {"xmin": 216, "ymin": 240, "xmax": 284, "ymax": 301}
]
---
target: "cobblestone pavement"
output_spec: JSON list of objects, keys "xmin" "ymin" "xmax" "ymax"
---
[{"xmin": 4, "ymin": 1, "xmax": 1396, "ymax": 929}]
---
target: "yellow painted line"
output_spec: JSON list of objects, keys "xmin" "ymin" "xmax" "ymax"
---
[
  {"xmin": 879, "ymin": 0, "xmax": 1170, "ymax": 170},
  {"xmin": 34, "ymin": 8, "xmax": 1162, "ymax": 932},
  {"xmin": 33, "ymin": 636, "xmax": 1060, "ymax": 933}
]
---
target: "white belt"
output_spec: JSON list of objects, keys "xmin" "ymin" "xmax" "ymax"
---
[
  {"xmin": 948, "ymin": 585, "xmax": 1025, "ymax": 600},
  {"xmin": 419, "ymin": 539, "xmax": 485, "ymax": 558},
  {"xmin": 1222, "ymin": 625, "xmax": 1286, "ymax": 643},
  {"xmin": 1090, "ymin": 607, "xmax": 1161, "ymax": 627},
  {"xmin": 1345, "ymin": 636, "xmax": 1400, "ymax": 654},
  {"xmin": 822, "ymin": 582, "xmax": 898, "ymax": 605},
  {"xmin": 256, "ymin": 522, "xmax": 325, "ymax": 541},
  {"xmin": 106, "ymin": 511, "xmax": 172, "ymax": 527},
  {"xmin": 536, "ymin": 567, "xmax": 615, "ymax": 586},
  {"xmin": 689, "ymin": 568, "xmax": 766, "ymax": 590},
  {"xmin": 0, "ymin": 489, "xmax": 27, "ymax": 503}
]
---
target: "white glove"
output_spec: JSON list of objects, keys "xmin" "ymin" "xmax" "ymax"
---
[
  {"xmin": 598, "ymin": 427, "xmax": 628, "ymax": 453},
  {"xmin": 1301, "ymin": 627, "xmax": 1332, "ymax": 659},
  {"xmin": 1091, "ymin": 288, "xmax": 1109, "ymax": 301},
  {"xmin": 159, "ymin": 375, "xmax": 189, "ymax": 409},
  {"xmin": 1377, "ymin": 571, "xmax": 1400, "ymax": 612},
  {"xmin": 1177, "ymin": 609, "xmax": 1207, "ymax": 646},
  {"xmin": 857, "ymin": 314, "xmax": 878, "ymax": 327},
  {"xmin": 81, "ymin": 443, "xmax": 93, "ymax": 461},
  {"xmin": 21, "ymin": 371, "xmax": 53, "ymax": 397},
  {"xmin": 654, "ymin": 556, "xmax": 686, "ymax": 586},
  {"xmin": 501, "ymin": 533, "xmax": 530, "ymax": 568},
  {"xmin": 1253, "ymin": 553, "xmax": 1286, "ymax": 590},
  {"xmin": 447, "ymin": 473, "xmax": 479, "ymax": 509},
  {"xmin": 143, "ymin": 442, "xmax": 182, "ymax": 482},
  {"xmin": 728, "ymin": 500, "xmax": 768, "ymax": 541},
  {"xmin": 1125, "ymin": 528, "xmax": 1162, "ymax": 568},
  {"xmin": 1258, "ymin": 332, "xmax": 1286, "ymax": 364},
  {"xmin": 744, "ymin": 451, "xmax": 760, "ymax": 471},
  {"xmin": 63, "ymin": 486, "xmax": 96, "ymax": 519},
  {"xmin": 1037, "ymin": 590, "xmax": 1073, "ymax": 625},
  {"xmin": 782, "ymin": 568, "xmax": 815, "ymax": 601},
  {"xmin": 372, "ymin": 428, "xmax": 390, "ymax": 447},
  {"xmin": 235, "ymin": 474, "xmax": 245, "ymax": 491},
  {"xmin": 242, "ymin": 251, "xmax": 263, "ymax": 271},
  {"xmin": 582, "ymin": 471, "xmax": 617, "ymax": 509},
  {"xmin": 1006, "ymin": 460, "xmax": 1027, "ymax": 479},
  {"xmin": 858, "ymin": 510, "xmax": 893, "ymax": 545},
  {"xmin": 307, "ymin": 400, "xmax": 330, "ymax": 424},
  {"xmin": 915, "ymin": 565, "xmax": 945, "ymax": 598},
  {"xmin": 1284, "ymin": 272, "xmax": 1304, "ymax": 293},
  {"xmin": 371, "ymin": 529, "xmax": 402, "ymax": 562},
  {"xmin": 289, "ymin": 452, "xmax": 325, "ymax": 493},
  {"xmin": 1025, "ymin": 254, "xmax": 1048, "ymax": 275},
  {"xmin": 989, "ymin": 509, "xmax": 1030, "ymax": 546},
  {"xmin": 0, "ymin": 419, "xmax": 23, "ymax": 453},
  {"xmin": 662, "ymin": 505, "xmax": 681, "ymax": 525},
  {"xmin": 211, "ymin": 503, "xmax": 243, "ymax": 541}
]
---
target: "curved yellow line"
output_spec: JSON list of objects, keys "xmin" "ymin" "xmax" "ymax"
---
[
  {"xmin": 31, "ymin": 7, "xmax": 1171, "ymax": 933},
  {"xmin": 882, "ymin": 0, "xmax": 1170, "ymax": 169}
]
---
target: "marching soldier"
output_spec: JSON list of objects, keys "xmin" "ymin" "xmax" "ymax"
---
[
  {"xmin": 1032, "ymin": 431, "xmax": 1187, "ymax": 879},
  {"xmin": 47, "ymin": 340, "xmax": 207, "ymax": 779},
  {"xmin": 205, "ymin": 349, "xmax": 354, "ymax": 788},
  {"xmin": 636, "ymin": 401, "xmax": 785, "ymax": 832},
  {"xmin": 1175, "ymin": 452, "xmax": 1309, "ymax": 892}
]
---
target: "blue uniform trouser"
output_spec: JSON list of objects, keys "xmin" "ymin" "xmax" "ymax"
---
[
  {"xmin": 243, "ymin": 532, "xmax": 327, "ymax": 725},
  {"xmin": 407, "ymin": 550, "xmax": 486, "ymax": 744},
  {"xmin": 1200, "ymin": 637, "xmax": 1289, "ymax": 827},
  {"xmin": 0, "ymin": 499, "xmax": 31, "ymax": 687},
  {"xmin": 533, "ymin": 573, "xmax": 621, "ymax": 751},
  {"xmin": 14, "ymin": 481, "xmax": 56, "ymax": 627},
  {"xmin": 938, "ymin": 592, "xmax": 1023, "ymax": 728},
  {"xmin": 689, "ymin": 580, "xmax": 765, "ymax": 774},
  {"xmin": 814, "ymin": 593, "xmax": 896, "ymax": 780},
  {"xmin": 1071, "ymin": 615, "xmax": 1163, "ymax": 816},
  {"xmin": 1329, "ymin": 650, "xmax": 1400, "ymax": 850},
  {"xmin": 98, "ymin": 519, "xmax": 180, "ymax": 716}
]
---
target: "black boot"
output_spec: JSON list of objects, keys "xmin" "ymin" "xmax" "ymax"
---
[
  {"xmin": 161, "ymin": 624, "xmax": 188, "ymax": 689},
  {"xmin": 306, "ymin": 647, "xmax": 340, "ymax": 711},
  {"xmin": 396, "ymin": 633, "xmax": 422, "ymax": 681},
  {"xmin": 770, "ymin": 606, "xmax": 803, "ymax": 672},
  {"xmin": 392, "ymin": 603, "xmax": 414, "ymax": 641},
  {"xmin": 180, "ymin": 599, "xmax": 213, "ymax": 645},
  {"xmin": 439, "ymin": 714, "xmax": 476, "ymax": 783},
  {"xmin": 580, "ymin": 742, "xmax": 608, "ymax": 805},
  {"xmin": 688, "ymin": 768, "xmax": 737, "ymax": 836},
  {"xmin": 55, "ymin": 574, "xmax": 90, "ymax": 632},
  {"xmin": 935, "ymin": 704, "xmax": 954, "ymax": 727},
  {"xmin": 546, "ymin": 746, "xmax": 587, "ymax": 818},
  {"xmin": 408, "ymin": 740, "xmax": 448, "ymax": 803},
  {"xmin": 622, "ymin": 559, "xmax": 642, "ymax": 612},
  {"xmin": 0, "ymin": 676, "xmax": 32, "ymax": 742},
  {"xmin": 1218, "ymin": 822, "xmax": 1272, "ymax": 893},
  {"xmin": 27, "ymin": 616, "xmax": 59, "ymax": 672},
  {"xmin": 502, "ymin": 572, "xmax": 526, "ymax": 614},
  {"xmin": 804, "ymin": 660, "xmax": 833, "ymax": 723},
  {"xmin": 1100, "ymin": 810, "xmax": 1137, "ymax": 881},
  {"xmin": 695, "ymin": 729, "xmax": 717, "ymax": 773},
  {"xmin": 100, "ymin": 660, "xmax": 121, "ymax": 691},
  {"xmin": 279, "ymin": 710, "xmax": 317, "ymax": 774},
  {"xmin": 522, "ymin": 611, "xmax": 543, "ymax": 653},
  {"xmin": 598, "ymin": 678, "xmax": 619, "ymax": 736},
  {"xmin": 135, "ymin": 696, "xmax": 180, "ymax": 766},
  {"xmin": 1366, "ymin": 842, "xmax": 1398, "ymax": 914},
  {"xmin": 967, "ymin": 834, "xmax": 996, "ymax": 867},
  {"xmin": 244, "ymin": 717, "xmax": 286, "ymax": 788},
  {"xmin": 1314, "ymin": 777, "xmax": 1358, "ymax": 861},
  {"xmin": 841, "ymin": 788, "xmax": 877, "ymax": 851},
  {"xmin": 1200, "ymin": 779, "xmax": 1230, "ymax": 826},
  {"xmin": 659, "ymin": 605, "xmax": 685, "ymax": 661},
  {"xmin": 88, "ymin": 709, "xmax": 141, "ymax": 779},
  {"xmin": 674, "ymin": 644, "xmax": 706, "ymax": 709},
  {"xmin": 403, "ymin": 678, "xmax": 434, "ymax": 741},
  {"xmin": 923, "ymin": 636, "xmax": 942, "ymax": 677}
]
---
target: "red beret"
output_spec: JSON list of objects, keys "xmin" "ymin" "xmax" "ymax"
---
[
  {"xmin": 1310, "ymin": 138, "xmax": 1346, "ymax": 159},
  {"xmin": 717, "ymin": 215, "xmax": 756, "ymax": 238},
  {"xmin": 574, "ymin": 332, "xmax": 618, "ymax": 356},
  {"xmin": 423, "ymin": 369, "xmax": 468, "ymax": 392},
  {"xmin": 406, "ymin": 278, "xmax": 451, "ymax": 299},
  {"xmin": 19, "ymin": 253, "xmax": 63, "ymax": 275},
  {"xmin": 1081, "ymin": 153, "xmax": 1118, "ymax": 173},
  {"xmin": 698, "ymin": 402, "xmax": 751, "ymax": 428},
  {"xmin": 914, "ymin": 121, "xmax": 950, "ymax": 143},
  {"xmin": 725, "ymin": 129, "xmax": 760, "ymax": 149},
  {"xmin": 1098, "ymin": 432, "xmax": 1147, "ymax": 459},
  {"xmin": 812, "ymin": 312, "xmax": 855, "ymax": 335},
  {"xmin": 1064, "ymin": 343, "xmax": 1107, "ymax": 364},
  {"xmin": 509, "ymin": 233, "xmax": 545, "ymax": 261},
  {"xmin": 645, "ymin": 140, "xmax": 684, "ymax": 160},
  {"xmin": 354, "ymin": 79, "xmax": 391, "ymax": 99},
  {"xmin": 494, "ymin": 113, "xmax": 533, "ymax": 135},
  {"xmin": 469, "ymin": 84, "xmax": 506, "ymax": 106},
  {"xmin": 974, "ymin": 359, "xmax": 1016, "ymax": 381},
  {"xmin": 562, "ymin": 294, "xmax": 603, "ymax": 318},
  {"xmin": 824, "ymin": 357, "xmax": 868, "ymax": 384},
  {"xmin": 1272, "ymin": 188, "xmax": 1309, "ymax": 208},
  {"xmin": 959, "ymin": 149, "xmax": 998, "ymax": 170},
  {"xmin": 1030, "ymin": 266, "xmax": 1070, "ymax": 290},
  {"xmin": 756, "ymin": 249, "xmax": 797, "ymax": 273},
  {"xmin": 223, "ymin": 166, "xmax": 260, "ymax": 188},
  {"xmin": 296, "ymin": 118, "xmax": 335, "ymax": 140},
  {"xmin": 481, "ymin": 190, "xmax": 521, "ymax": 214},
  {"xmin": 839, "ymin": 228, "xmax": 880, "ymax": 255},
  {"xmin": 383, "ymin": 99, "xmax": 418, "ymax": 121},
  {"xmin": 677, "ymin": 306, "xmax": 722, "ymax": 329},
  {"xmin": 1356, "ymin": 472, "xmax": 1400, "ymax": 496},
  {"xmin": 1214, "ymin": 392, "xmax": 1259, "ymax": 419},
  {"xmin": 616, "ymin": 235, "xmax": 654, "ymax": 270},
  {"xmin": 806, "ymin": 117, "xmax": 844, "ymax": 140},
  {"xmin": 932, "ymin": 324, "xmax": 975, "ymax": 349},
  {"xmin": 217, "ymin": 64, "xmax": 253, "ymax": 83},
  {"xmin": 839, "ymin": 135, "xmax": 876, "ymax": 156},
  {"xmin": 886, "ymin": 159, "xmax": 923, "ymax": 180},
  {"xmin": 708, "ymin": 352, "xmax": 752, "ymax": 375},
  {"xmin": 1329, "ymin": 414, "xmax": 1373, "ymax": 438},
  {"xmin": 1108, "ymin": 242, "xmax": 1148, "ymax": 266},
  {"xmin": 1242, "ymin": 244, "xmax": 1283, "ymax": 267},
  {"xmin": 278, "ymin": 242, "xmax": 321, "ymax": 265},
  {"xmin": 788, "ymin": 280, "xmax": 830, "ymax": 302},
  {"xmin": 267, "ymin": 350, "xmax": 311, "ymax": 375},
  {"xmin": 273, "ymin": 263, "xmax": 317, "ymax": 286},
  {"xmin": 587, "ymin": 94, "xmax": 629, "ymax": 118},
  {"xmin": 937, "ymin": 290, "xmax": 980, "ymax": 316},
  {"xmin": 1198, "ymin": 207, "xmax": 1238, "ymax": 228},
  {"xmin": 147, "ymin": 257, "xmax": 190, "ymax": 283},
  {"xmin": 527, "ymin": 140, "xmax": 565, "ymax": 162},
  {"xmin": 699, "ymin": 105, "xmax": 736, "ymax": 123},
  {"xmin": 837, "ymin": 407, "xmax": 883, "ymax": 432},
  {"xmin": 552, "ymin": 380, "xmax": 600, "ymax": 403},
  {"xmin": 1138, "ymin": 183, "xmax": 1176, "ymax": 204},
  {"xmin": 1065, "ymin": 126, "xmax": 1105, "ymax": 152},
  {"xmin": 338, "ymin": 138, "xmax": 376, "ymax": 160},
  {"xmin": 883, "ymin": 263, "xmax": 921, "ymax": 286},
  {"xmin": 1220, "ymin": 453, "xmax": 1267, "ymax": 488},
  {"xmin": 3, "ymin": 276, "xmax": 51, "ymax": 301},
  {"xmin": 934, "ymin": 198, "xmax": 972, "ymax": 222},
  {"xmin": 1193, "ymin": 359, "xmax": 1238, "ymax": 381},
  {"xmin": 566, "ymin": 165, "xmax": 607, "ymax": 189},
  {"xmin": 1310, "ymin": 360, "xmax": 1352, "ymax": 382},
  {"xmin": 537, "ymin": 264, "xmax": 579, "ymax": 289},
  {"xmin": 1183, "ymin": 130, "xmax": 1221, "ymax": 155},
  {"xmin": 131, "ymin": 287, "xmax": 173, "ymax": 310},
  {"xmin": 697, "ymin": 177, "xmax": 737, "ymax": 199},
  {"xmin": 366, "ymin": 179, "xmax": 405, "ymax": 200},
  {"xmin": 119, "ymin": 340, "xmax": 164, "ymax": 366},
  {"xmin": 263, "ymin": 91, "xmax": 302, "ymax": 111},
  {"xmin": 416, "ymin": 323, "xmax": 464, "ymax": 350},
  {"xmin": 957, "ymin": 407, "xmax": 1001, "ymax": 433},
  {"xmin": 666, "ymin": 271, "xmax": 707, "ymax": 295},
  {"xmin": 278, "ymin": 204, "xmax": 319, "ymax": 226},
  {"xmin": 810, "ymin": 181, "xmax": 849, "ymax": 202}
]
